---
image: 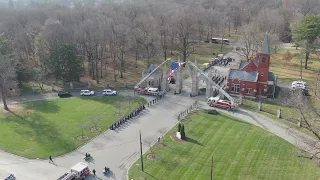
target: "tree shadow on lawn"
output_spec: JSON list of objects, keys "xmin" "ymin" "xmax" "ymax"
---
[
  {"xmin": 5, "ymin": 111, "xmax": 72, "ymax": 158},
  {"xmin": 186, "ymin": 137, "xmax": 204, "ymax": 146},
  {"xmin": 78, "ymin": 95, "xmax": 145, "ymax": 104},
  {"xmin": 23, "ymin": 100, "xmax": 60, "ymax": 113},
  {"xmin": 219, "ymin": 113, "xmax": 251, "ymax": 126}
]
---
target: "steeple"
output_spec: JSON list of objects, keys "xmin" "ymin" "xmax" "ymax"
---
[{"xmin": 260, "ymin": 32, "xmax": 270, "ymax": 54}]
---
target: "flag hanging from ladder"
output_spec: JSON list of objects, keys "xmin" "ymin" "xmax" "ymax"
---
[{"xmin": 167, "ymin": 62, "xmax": 185, "ymax": 81}]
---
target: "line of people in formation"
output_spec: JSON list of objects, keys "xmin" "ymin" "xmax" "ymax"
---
[{"xmin": 109, "ymin": 105, "xmax": 145, "ymax": 130}]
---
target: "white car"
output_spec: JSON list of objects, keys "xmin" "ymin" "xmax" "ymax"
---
[
  {"xmin": 80, "ymin": 90, "xmax": 95, "ymax": 96},
  {"xmin": 292, "ymin": 81, "xmax": 307, "ymax": 89},
  {"xmin": 102, "ymin": 89, "xmax": 117, "ymax": 96}
]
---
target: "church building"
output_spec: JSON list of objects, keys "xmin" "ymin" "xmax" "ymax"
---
[{"xmin": 226, "ymin": 33, "xmax": 276, "ymax": 98}]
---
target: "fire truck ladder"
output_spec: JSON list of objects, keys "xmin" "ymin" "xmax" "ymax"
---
[
  {"xmin": 135, "ymin": 59, "xmax": 170, "ymax": 87},
  {"xmin": 187, "ymin": 61, "xmax": 236, "ymax": 106}
]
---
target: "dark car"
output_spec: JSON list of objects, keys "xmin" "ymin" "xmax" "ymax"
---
[{"xmin": 58, "ymin": 91, "xmax": 72, "ymax": 98}]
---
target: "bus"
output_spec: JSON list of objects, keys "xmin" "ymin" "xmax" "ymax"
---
[{"xmin": 211, "ymin": 38, "xmax": 230, "ymax": 45}]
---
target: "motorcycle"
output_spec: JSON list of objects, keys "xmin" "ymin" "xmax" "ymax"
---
[
  {"xmin": 84, "ymin": 153, "xmax": 91, "ymax": 160},
  {"xmin": 5, "ymin": 174, "xmax": 16, "ymax": 180},
  {"xmin": 103, "ymin": 167, "xmax": 110, "ymax": 175}
]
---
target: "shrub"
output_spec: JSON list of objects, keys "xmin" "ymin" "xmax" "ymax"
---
[
  {"xmin": 178, "ymin": 123, "xmax": 181, "ymax": 132},
  {"xmin": 180, "ymin": 125, "xmax": 186, "ymax": 140}
]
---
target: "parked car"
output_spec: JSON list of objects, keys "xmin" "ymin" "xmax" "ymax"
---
[
  {"xmin": 102, "ymin": 89, "xmax": 117, "ymax": 96},
  {"xmin": 58, "ymin": 91, "xmax": 72, "ymax": 98},
  {"xmin": 292, "ymin": 80, "xmax": 307, "ymax": 89},
  {"xmin": 80, "ymin": 90, "xmax": 95, "ymax": 96}
]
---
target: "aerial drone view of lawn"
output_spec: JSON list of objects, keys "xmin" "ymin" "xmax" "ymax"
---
[
  {"xmin": 0, "ymin": 96, "xmax": 145, "ymax": 159},
  {"xmin": 129, "ymin": 111, "xmax": 320, "ymax": 180}
]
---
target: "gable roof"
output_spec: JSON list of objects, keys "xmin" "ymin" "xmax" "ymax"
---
[
  {"xmin": 260, "ymin": 32, "xmax": 270, "ymax": 54},
  {"xmin": 228, "ymin": 70, "xmax": 258, "ymax": 82},
  {"xmin": 239, "ymin": 57, "xmax": 259, "ymax": 70}
]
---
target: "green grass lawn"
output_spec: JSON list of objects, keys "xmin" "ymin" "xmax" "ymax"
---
[
  {"xmin": 129, "ymin": 111, "xmax": 320, "ymax": 180},
  {"xmin": 0, "ymin": 96, "xmax": 146, "ymax": 159}
]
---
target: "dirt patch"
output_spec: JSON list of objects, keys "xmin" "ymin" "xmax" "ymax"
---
[
  {"xmin": 170, "ymin": 134, "xmax": 185, "ymax": 143},
  {"xmin": 77, "ymin": 136, "xmax": 88, "ymax": 140},
  {"xmin": 147, "ymin": 153, "xmax": 157, "ymax": 160},
  {"xmin": 158, "ymin": 143, "xmax": 168, "ymax": 147},
  {"xmin": 91, "ymin": 127, "xmax": 101, "ymax": 132}
]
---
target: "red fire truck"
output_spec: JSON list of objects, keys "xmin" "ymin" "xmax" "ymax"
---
[
  {"xmin": 135, "ymin": 86, "xmax": 160, "ymax": 96},
  {"xmin": 207, "ymin": 96, "xmax": 235, "ymax": 110},
  {"xmin": 57, "ymin": 162, "xmax": 91, "ymax": 180}
]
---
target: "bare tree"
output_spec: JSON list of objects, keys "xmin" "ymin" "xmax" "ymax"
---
[
  {"xmin": 293, "ymin": 0, "xmax": 320, "ymax": 16},
  {"xmin": 286, "ymin": 89, "xmax": 320, "ymax": 164},
  {"xmin": 0, "ymin": 35, "xmax": 16, "ymax": 111},
  {"xmin": 134, "ymin": 13, "xmax": 158, "ymax": 67},
  {"xmin": 79, "ymin": 122, "xmax": 88, "ymax": 138},
  {"xmin": 238, "ymin": 25, "xmax": 259, "ymax": 60},
  {"xmin": 172, "ymin": 8, "xmax": 196, "ymax": 62},
  {"xmin": 88, "ymin": 115, "xmax": 103, "ymax": 131},
  {"xmin": 125, "ymin": 95, "xmax": 137, "ymax": 110},
  {"xmin": 114, "ymin": 101, "xmax": 123, "ymax": 116}
]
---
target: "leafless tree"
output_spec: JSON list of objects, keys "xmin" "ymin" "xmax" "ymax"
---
[
  {"xmin": 293, "ymin": 0, "xmax": 320, "ymax": 16},
  {"xmin": 238, "ymin": 25, "xmax": 259, "ymax": 60},
  {"xmin": 79, "ymin": 122, "xmax": 88, "ymax": 138},
  {"xmin": 172, "ymin": 8, "xmax": 196, "ymax": 62},
  {"xmin": 286, "ymin": 89, "xmax": 320, "ymax": 164},
  {"xmin": 125, "ymin": 95, "xmax": 137, "ymax": 110},
  {"xmin": 114, "ymin": 101, "xmax": 123, "ymax": 116},
  {"xmin": 88, "ymin": 115, "xmax": 103, "ymax": 130},
  {"xmin": 134, "ymin": 12, "xmax": 158, "ymax": 67}
]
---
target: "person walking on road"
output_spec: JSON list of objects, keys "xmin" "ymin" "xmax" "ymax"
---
[
  {"xmin": 49, "ymin": 156, "xmax": 54, "ymax": 163},
  {"xmin": 93, "ymin": 169, "xmax": 96, "ymax": 176}
]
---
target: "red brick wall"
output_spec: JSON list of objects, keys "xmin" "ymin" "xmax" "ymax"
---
[
  {"xmin": 242, "ymin": 61, "xmax": 257, "ymax": 72},
  {"xmin": 257, "ymin": 82, "xmax": 268, "ymax": 96},
  {"xmin": 227, "ymin": 80, "xmax": 258, "ymax": 97},
  {"xmin": 257, "ymin": 53, "xmax": 270, "ymax": 82}
]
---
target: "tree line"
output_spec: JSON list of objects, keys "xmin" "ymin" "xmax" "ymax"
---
[{"xmin": 0, "ymin": 0, "xmax": 319, "ymax": 110}]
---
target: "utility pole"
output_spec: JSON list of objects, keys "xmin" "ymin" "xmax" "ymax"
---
[
  {"xmin": 140, "ymin": 131, "xmax": 144, "ymax": 172},
  {"xmin": 300, "ymin": 56, "xmax": 303, "ymax": 80},
  {"xmin": 210, "ymin": 156, "xmax": 213, "ymax": 180}
]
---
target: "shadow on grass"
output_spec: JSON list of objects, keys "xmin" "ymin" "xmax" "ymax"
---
[
  {"xmin": 219, "ymin": 113, "xmax": 251, "ymax": 125},
  {"xmin": 4, "ymin": 110, "xmax": 72, "ymax": 158},
  {"xmin": 186, "ymin": 137, "xmax": 204, "ymax": 146},
  {"xmin": 23, "ymin": 100, "xmax": 60, "ymax": 113}
]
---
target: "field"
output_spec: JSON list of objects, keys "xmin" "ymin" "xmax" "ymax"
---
[
  {"xmin": 270, "ymin": 47, "xmax": 320, "ymax": 84},
  {"xmin": 0, "ymin": 96, "xmax": 145, "ymax": 159},
  {"xmin": 129, "ymin": 111, "xmax": 320, "ymax": 180}
]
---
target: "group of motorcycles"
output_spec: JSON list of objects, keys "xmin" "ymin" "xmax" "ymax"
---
[{"xmin": 84, "ymin": 153, "xmax": 110, "ymax": 175}]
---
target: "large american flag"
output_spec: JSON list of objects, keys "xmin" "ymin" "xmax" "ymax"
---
[{"xmin": 167, "ymin": 62, "xmax": 185, "ymax": 81}]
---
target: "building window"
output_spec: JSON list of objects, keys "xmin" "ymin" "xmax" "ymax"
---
[
  {"xmin": 246, "ymin": 88, "xmax": 252, "ymax": 95},
  {"xmin": 231, "ymin": 84, "xmax": 240, "ymax": 93},
  {"xmin": 262, "ymin": 57, "xmax": 266, "ymax": 63}
]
